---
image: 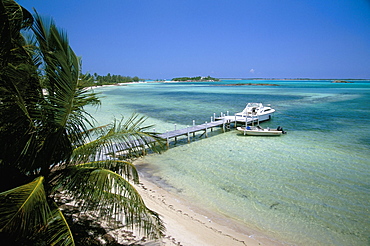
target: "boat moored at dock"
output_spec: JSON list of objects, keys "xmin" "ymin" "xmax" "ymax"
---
[
  {"xmin": 236, "ymin": 102, "xmax": 275, "ymax": 120},
  {"xmin": 217, "ymin": 102, "xmax": 275, "ymax": 124}
]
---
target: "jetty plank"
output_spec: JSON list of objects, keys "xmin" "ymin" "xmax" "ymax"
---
[{"xmin": 157, "ymin": 120, "xmax": 233, "ymax": 139}]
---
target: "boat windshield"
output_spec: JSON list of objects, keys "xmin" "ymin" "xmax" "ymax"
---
[{"xmin": 246, "ymin": 103, "xmax": 263, "ymax": 108}]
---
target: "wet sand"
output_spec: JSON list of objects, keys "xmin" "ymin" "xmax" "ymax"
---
[{"xmin": 134, "ymin": 172, "xmax": 280, "ymax": 246}]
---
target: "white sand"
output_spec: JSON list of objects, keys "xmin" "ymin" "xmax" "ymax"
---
[{"xmin": 135, "ymin": 175, "xmax": 280, "ymax": 246}]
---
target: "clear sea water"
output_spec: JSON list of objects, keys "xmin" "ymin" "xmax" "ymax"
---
[{"xmin": 86, "ymin": 80, "xmax": 370, "ymax": 246}]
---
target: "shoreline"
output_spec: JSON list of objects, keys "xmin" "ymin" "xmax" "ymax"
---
[
  {"xmin": 86, "ymin": 78, "xmax": 368, "ymax": 91},
  {"xmin": 133, "ymin": 159, "xmax": 283, "ymax": 246}
]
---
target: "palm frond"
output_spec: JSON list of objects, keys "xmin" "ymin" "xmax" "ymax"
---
[
  {"xmin": 42, "ymin": 203, "xmax": 74, "ymax": 246},
  {"xmin": 50, "ymin": 159, "xmax": 140, "ymax": 193},
  {"xmin": 15, "ymin": 12, "xmax": 103, "ymax": 174},
  {"xmin": 0, "ymin": 176, "xmax": 51, "ymax": 236},
  {"xmin": 71, "ymin": 114, "xmax": 165, "ymax": 163},
  {"xmin": 77, "ymin": 160, "xmax": 139, "ymax": 182},
  {"xmin": 32, "ymin": 12, "xmax": 99, "ymax": 134},
  {"xmin": 55, "ymin": 166, "xmax": 165, "ymax": 239},
  {"xmin": 0, "ymin": 0, "xmax": 32, "ymax": 60}
]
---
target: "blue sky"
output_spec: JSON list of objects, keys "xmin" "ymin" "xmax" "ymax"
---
[{"xmin": 18, "ymin": 0, "xmax": 370, "ymax": 79}]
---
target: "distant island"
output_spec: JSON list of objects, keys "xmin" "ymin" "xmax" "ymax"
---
[
  {"xmin": 332, "ymin": 80, "xmax": 354, "ymax": 83},
  {"xmin": 171, "ymin": 76, "xmax": 220, "ymax": 82},
  {"xmin": 212, "ymin": 83, "xmax": 279, "ymax": 86}
]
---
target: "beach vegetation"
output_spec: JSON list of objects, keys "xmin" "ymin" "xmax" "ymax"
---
[
  {"xmin": 84, "ymin": 73, "xmax": 142, "ymax": 86},
  {"xmin": 332, "ymin": 80, "xmax": 353, "ymax": 83},
  {"xmin": 211, "ymin": 83, "xmax": 279, "ymax": 86},
  {"xmin": 0, "ymin": 0, "xmax": 165, "ymax": 245},
  {"xmin": 172, "ymin": 75, "xmax": 219, "ymax": 82}
]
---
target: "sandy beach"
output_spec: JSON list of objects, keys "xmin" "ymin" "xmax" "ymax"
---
[{"xmin": 134, "ymin": 172, "xmax": 280, "ymax": 246}]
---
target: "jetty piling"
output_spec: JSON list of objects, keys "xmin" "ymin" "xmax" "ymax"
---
[
  {"xmin": 174, "ymin": 124, "xmax": 177, "ymax": 142},
  {"xmin": 166, "ymin": 130, "xmax": 169, "ymax": 148},
  {"xmin": 192, "ymin": 120, "xmax": 196, "ymax": 137},
  {"xmin": 205, "ymin": 122, "xmax": 208, "ymax": 137},
  {"xmin": 187, "ymin": 125, "xmax": 190, "ymax": 143}
]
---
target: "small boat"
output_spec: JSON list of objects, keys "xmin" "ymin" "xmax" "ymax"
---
[{"xmin": 237, "ymin": 125, "xmax": 287, "ymax": 136}]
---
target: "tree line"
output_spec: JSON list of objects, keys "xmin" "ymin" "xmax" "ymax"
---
[
  {"xmin": 84, "ymin": 73, "xmax": 143, "ymax": 86},
  {"xmin": 171, "ymin": 76, "xmax": 219, "ymax": 82}
]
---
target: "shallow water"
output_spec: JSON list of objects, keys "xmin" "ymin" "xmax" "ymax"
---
[{"xmin": 87, "ymin": 80, "xmax": 370, "ymax": 245}]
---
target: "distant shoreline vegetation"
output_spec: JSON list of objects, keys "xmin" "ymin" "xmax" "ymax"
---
[
  {"xmin": 84, "ymin": 73, "xmax": 143, "ymax": 87},
  {"xmin": 219, "ymin": 78, "xmax": 367, "ymax": 81},
  {"xmin": 212, "ymin": 83, "xmax": 279, "ymax": 86},
  {"xmin": 331, "ymin": 80, "xmax": 353, "ymax": 83},
  {"xmin": 83, "ymin": 75, "xmax": 361, "ymax": 87},
  {"xmin": 171, "ymin": 76, "xmax": 220, "ymax": 82}
]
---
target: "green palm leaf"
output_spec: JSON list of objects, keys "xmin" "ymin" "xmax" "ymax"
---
[
  {"xmin": 72, "ymin": 114, "xmax": 165, "ymax": 163},
  {"xmin": 32, "ymin": 12, "xmax": 83, "ymax": 128},
  {"xmin": 23, "ymin": 12, "xmax": 101, "ymax": 174},
  {"xmin": 0, "ymin": 177, "xmax": 75, "ymax": 245},
  {"xmin": 55, "ymin": 166, "xmax": 164, "ymax": 239},
  {"xmin": 42, "ymin": 203, "xmax": 74, "ymax": 246},
  {"xmin": 0, "ymin": 176, "xmax": 50, "ymax": 236},
  {"xmin": 78, "ymin": 160, "xmax": 139, "ymax": 181}
]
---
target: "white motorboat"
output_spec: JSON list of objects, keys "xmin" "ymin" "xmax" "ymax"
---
[
  {"xmin": 217, "ymin": 102, "xmax": 276, "ymax": 124},
  {"xmin": 237, "ymin": 125, "xmax": 287, "ymax": 136},
  {"xmin": 235, "ymin": 102, "xmax": 275, "ymax": 122}
]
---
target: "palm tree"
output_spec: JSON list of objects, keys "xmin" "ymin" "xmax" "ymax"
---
[{"xmin": 0, "ymin": 1, "xmax": 165, "ymax": 245}]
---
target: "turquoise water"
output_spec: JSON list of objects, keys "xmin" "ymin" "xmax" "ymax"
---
[{"xmin": 87, "ymin": 80, "xmax": 370, "ymax": 245}]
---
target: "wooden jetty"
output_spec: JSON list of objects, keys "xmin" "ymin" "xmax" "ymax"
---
[
  {"xmin": 157, "ymin": 118, "xmax": 234, "ymax": 147},
  {"xmin": 107, "ymin": 111, "xmax": 266, "ymax": 156},
  {"xmin": 154, "ymin": 111, "xmax": 270, "ymax": 148},
  {"xmin": 106, "ymin": 118, "xmax": 234, "ymax": 157}
]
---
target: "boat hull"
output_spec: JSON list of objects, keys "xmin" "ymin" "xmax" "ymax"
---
[
  {"xmin": 221, "ymin": 112, "xmax": 273, "ymax": 124},
  {"xmin": 237, "ymin": 127, "xmax": 285, "ymax": 136},
  {"xmin": 234, "ymin": 113, "xmax": 272, "ymax": 123},
  {"xmin": 244, "ymin": 130, "xmax": 282, "ymax": 136}
]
